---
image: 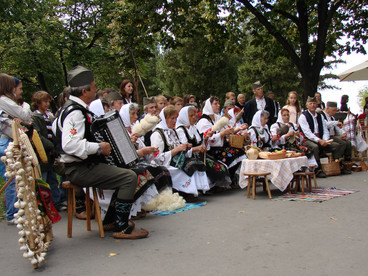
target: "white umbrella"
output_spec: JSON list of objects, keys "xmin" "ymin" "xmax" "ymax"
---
[{"xmin": 339, "ymin": 60, "xmax": 368, "ymax": 81}]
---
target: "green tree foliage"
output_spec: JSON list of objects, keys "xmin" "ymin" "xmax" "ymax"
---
[
  {"xmin": 152, "ymin": 34, "xmax": 240, "ymax": 101},
  {"xmin": 358, "ymin": 86, "xmax": 368, "ymax": 111},
  {"xmin": 232, "ymin": 0, "xmax": 368, "ymax": 100},
  {"xmin": 0, "ymin": 0, "xmax": 123, "ymax": 102},
  {"xmin": 236, "ymin": 29, "xmax": 303, "ymax": 103},
  {"xmin": 0, "ymin": 0, "xmax": 65, "ymax": 100}
]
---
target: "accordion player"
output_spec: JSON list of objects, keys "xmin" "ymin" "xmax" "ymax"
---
[{"xmin": 91, "ymin": 110, "xmax": 139, "ymax": 168}]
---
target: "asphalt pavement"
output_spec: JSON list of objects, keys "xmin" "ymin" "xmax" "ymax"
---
[{"xmin": 1, "ymin": 170, "xmax": 368, "ymax": 276}]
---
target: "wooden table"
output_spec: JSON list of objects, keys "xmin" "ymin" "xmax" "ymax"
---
[{"xmin": 238, "ymin": 156, "xmax": 309, "ymax": 192}]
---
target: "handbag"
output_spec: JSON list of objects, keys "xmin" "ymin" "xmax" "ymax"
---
[{"xmin": 356, "ymin": 127, "xmax": 368, "ymax": 152}]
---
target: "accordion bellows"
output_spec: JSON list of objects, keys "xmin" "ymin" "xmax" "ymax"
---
[{"xmin": 132, "ymin": 114, "xmax": 161, "ymax": 137}]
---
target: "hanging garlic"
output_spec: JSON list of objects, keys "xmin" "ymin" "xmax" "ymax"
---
[
  {"xmin": 14, "ymin": 162, "xmax": 22, "ymax": 169},
  {"xmin": 14, "ymin": 201, "xmax": 21, "ymax": 209}
]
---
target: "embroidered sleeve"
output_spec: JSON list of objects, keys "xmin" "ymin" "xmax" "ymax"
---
[
  {"xmin": 61, "ymin": 110, "xmax": 99, "ymax": 159},
  {"xmin": 150, "ymin": 131, "xmax": 172, "ymax": 167}
]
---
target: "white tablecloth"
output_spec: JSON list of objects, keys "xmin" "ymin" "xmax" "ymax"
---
[{"xmin": 238, "ymin": 156, "xmax": 309, "ymax": 192}]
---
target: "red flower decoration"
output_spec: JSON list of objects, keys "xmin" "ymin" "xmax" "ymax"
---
[{"xmin": 70, "ymin": 128, "xmax": 77, "ymax": 135}]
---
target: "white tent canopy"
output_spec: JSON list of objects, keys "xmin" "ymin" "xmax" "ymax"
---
[{"xmin": 339, "ymin": 60, "xmax": 368, "ymax": 81}]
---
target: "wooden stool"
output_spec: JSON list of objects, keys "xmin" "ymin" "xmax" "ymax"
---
[
  {"xmin": 244, "ymin": 171, "xmax": 272, "ymax": 200},
  {"xmin": 309, "ymin": 165, "xmax": 318, "ymax": 188},
  {"xmin": 62, "ymin": 181, "xmax": 104, "ymax": 238},
  {"xmin": 292, "ymin": 171, "xmax": 314, "ymax": 195}
]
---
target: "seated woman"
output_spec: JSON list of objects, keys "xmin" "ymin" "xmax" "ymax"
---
[
  {"xmin": 196, "ymin": 97, "xmax": 247, "ymax": 182},
  {"xmin": 176, "ymin": 106, "xmax": 231, "ymax": 188},
  {"xmin": 270, "ymin": 108, "xmax": 303, "ymax": 150},
  {"xmin": 100, "ymin": 103, "xmax": 173, "ymax": 225},
  {"xmin": 151, "ymin": 105, "xmax": 209, "ymax": 202},
  {"xmin": 248, "ymin": 110, "xmax": 276, "ymax": 150}
]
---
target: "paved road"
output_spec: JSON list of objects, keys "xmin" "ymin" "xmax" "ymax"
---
[{"xmin": 1, "ymin": 171, "xmax": 368, "ymax": 276}]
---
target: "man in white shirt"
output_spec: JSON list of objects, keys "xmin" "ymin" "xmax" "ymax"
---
[
  {"xmin": 52, "ymin": 65, "xmax": 148, "ymax": 239},
  {"xmin": 322, "ymin": 101, "xmax": 352, "ymax": 174},
  {"xmin": 299, "ymin": 96, "xmax": 343, "ymax": 177}
]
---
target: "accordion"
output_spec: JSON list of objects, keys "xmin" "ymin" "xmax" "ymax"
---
[{"xmin": 91, "ymin": 110, "xmax": 139, "ymax": 168}]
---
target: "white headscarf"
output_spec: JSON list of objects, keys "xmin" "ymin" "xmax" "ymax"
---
[
  {"xmin": 202, "ymin": 98, "xmax": 214, "ymax": 115},
  {"xmin": 251, "ymin": 110, "xmax": 269, "ymax": 131},
  {"xmin": 176, "ymin": 106, "xmax": 192, "ymax": 128},
  {"xmin": 176, "ymin": 106, "xmax": 202, "ymax": 142},
  {"xmin": 276, "ymin": 110, "xmax": 287, "ymax": 124},
  {"xmin": 153, "ymin": 107, "xmax": 169, "ymax": 131},
  {"xmin": 228, "ymin": 108, "xmax": 236, "ymax": 127},
  {"xmin": 119, "ymin": 103, "xmax": 133, "ymax": 128}
]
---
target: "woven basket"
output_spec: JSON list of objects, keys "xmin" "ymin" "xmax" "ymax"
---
[
  {"xmin": 229, "ymin": 135, "xmax": 245, "ymax": 149},
  {"xmin": 258, "ymin": 151, "xmax": 286, "ymax": 160},
  {"xmin": 321, "ymin": 161, "xmax": 341, "ymax": 176}
]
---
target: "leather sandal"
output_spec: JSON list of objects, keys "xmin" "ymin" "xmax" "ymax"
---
[{"xmin": 113, "ymin": 220, "xmax": 149, "ymax": 239}]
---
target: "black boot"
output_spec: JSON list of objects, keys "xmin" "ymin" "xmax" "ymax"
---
[
  {"xmin": 340, "ymin": 161, "xmax": 352, "ymax": 175},
  {"xmin": 114, "ymin": 199, "xmax": 134, "ymax": 233},
  {"xmin": 113, "ymin": 199, "xmax": 149, "ymax": 239}
]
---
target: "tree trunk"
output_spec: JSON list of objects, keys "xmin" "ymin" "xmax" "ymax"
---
[
  {"xmin": 60, "ymin": 48, "xmax": 68, "ymax": 86},
  {"xmin": 36, "ymin": 71, "xmax": 48, "ymax": 92},
  {"xmin": 301, "ymin": 72, "xmax": 320, "ymax": 102}
]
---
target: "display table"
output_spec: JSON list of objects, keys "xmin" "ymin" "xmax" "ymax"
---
[{"xmin": 238, "ymin": 156, "xmax": 309, "ymax": 192}]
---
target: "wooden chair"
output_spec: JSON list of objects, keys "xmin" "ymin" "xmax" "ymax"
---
[
  {"xmin": 62, "ymin": 181, "xmax": 104, "ymax": 238},
  {"xmin": 244, "ymin": 171, "xmax": 272, "ymax": 200}
]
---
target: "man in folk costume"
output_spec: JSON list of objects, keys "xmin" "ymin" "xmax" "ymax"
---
[
  {"xmin": 322, "ymin": 101, "xmax": 352, "ymax": 174},
  {"xmin": 52, "ymin": 65, "xmax": 148, "ymax": 239},
  {"xmin": 299, "ymin": 96, "xmax": 344, "ymax": 178},
  {"xmin": 242, "ymin": 81, "xmax": 276, "ymax": 127}
]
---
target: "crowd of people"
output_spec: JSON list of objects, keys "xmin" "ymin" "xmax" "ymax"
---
[{"xmin": 0, "ymin": 65, "xmax": 364, "ymax": 239}]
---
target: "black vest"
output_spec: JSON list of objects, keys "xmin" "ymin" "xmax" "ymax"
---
[
  {"xmin": 301, "ymin": 111, "xmax": 324, "ymax": 138},
  {"xmin": 153, "ymin": 128, "xmax": 180, "ymax": 152},
  {"xmin": 176, "ymin": 126, "xmax": 203, "ymax": 147},
  {"xmin": 54, "ymin": 100, "xmax": 99, "ymax": 163}
]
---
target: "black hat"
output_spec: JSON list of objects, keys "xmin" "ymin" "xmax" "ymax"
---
[{"xmin": 67, "ymin": 65, "xmax": 94, "ymax": 87}]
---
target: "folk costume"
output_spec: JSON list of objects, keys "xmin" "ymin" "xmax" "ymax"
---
[
  {"xmin": 176, "ymin": 106, "xmax": 231, "ymax": 188},
  {"xmin": 270, "ymin": 110, "xmax": 303, "ymax": 150},
  {"xmin": 150, "ymin": 108, "xmax": 209, "ymax": 196},
  {"xmin": 248, "ymin": 110, "xmax": 274, "ymax": 149},
  {"xmin": 321, "ymin": 102, "xmax": 352, "ymax": 162},
  {"xmin": 299, "ymin": 97, "xmax": 345, "ymax": 171},
  {"xmin": 196, "ymin": 99, "xmax": 246, "ymax": 178},
  {"xmin": 52, "ymin": 66, "xmax": 147, "ymax": 239},
  {"xmin": 120, "ymin": 104, "xmax": 172, "ymax": 216},
  {"xmin": 282, "ymin": 105, "xmax": 299, "ymax": 124}
]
